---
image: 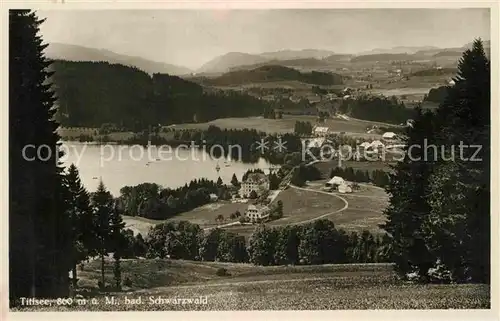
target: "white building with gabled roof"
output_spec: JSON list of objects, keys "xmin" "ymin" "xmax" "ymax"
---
[
  {"xmin": 313, "ymin": 126, "xmax": 330, "ymax": 137},
  {"xmin": 245, "ymin": 204, "xmax": 271, "ymax": 222},
  {"xmin": 382, "ymin": 132, "xmax": 397, "ymax": 140},
  {"xmin": 326, "ymin": 176, "xmax": 345, "ymax": 186}
]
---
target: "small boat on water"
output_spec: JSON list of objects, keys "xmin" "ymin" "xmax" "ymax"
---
[
  {"xmin": 92, "ymin": 177, "xmax": 98, "ymax": 180},
  {"xmin": 225, "ymin": 164, "xmax": 231, "ymax": 167}
]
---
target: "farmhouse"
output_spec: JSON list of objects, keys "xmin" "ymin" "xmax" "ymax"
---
[
  {"xmin": 313, "ymin": 126, "xmax": 330, "ymax": 137},
  {"xmin": 326, "ymin": 176, "xmax": 345, "ymax": 186},
  {"xmin": 245, "ymin": 204, "xmax": 271, "ymax": 222},
  {"xmin": 382, "ymin": 132, "xmax": 397, "ymax": 140},
  {"xmin": 370, "ymin": 140, "xmax": 385, "ymax": 149},
  {"xmin": 305, "ymin": 137, "xmax": 326, "ymax": 148},
  {"xmin": 338, "ymin": 184, "xmax": 353, "ymax": 194},
  {"xmin": 239, "ymin": 173, "xmax": 270, "ymax": 198},
  {"xmin": 359, "ymin": 141, "xmax": 372, "ymax": 149},
  {"xmin": 307, "ymin": 95, "xmax": 322, "ymax": 104},
  {"xmin": 209, "ymin": 193, "xmax": 218, "ymax": 202}
]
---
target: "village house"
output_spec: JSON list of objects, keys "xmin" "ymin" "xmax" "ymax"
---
[
  {"xmin": 338, "ymin": 184, "xmax": 353, "ymax": 194},
  {"xmin": 209, "ymin": 193, "xmax": 218, "ymax": 202},
  {"xmin": 313, "ymin": 126, "xmax": 330, "ymax": 137},
  {"xmin": 261, "ymin": 95, "xmax": 277, "ymax": 102},
  {"xmin": 245, "ymin": 204, "xmax": 271, "ymax": 222},
  {"xmin": 323, "ymin": 176, "xmax": 352, "ymax": 193},
  {"xmin": 382, "ymin": 132, "xmax": 397, "ymax": 141},
  {"xmin": 306, "ymin": 94, "xmax": 322, "ymax": 104},
  {"xmin": 239, "ymin": 173, "xmax": 270, "ymax": 198},
  {"xmin": 359, "ymin": 141, "xmax": 372, "ymax": 150},
  {"xmin": 305, "ymin": 137, "xmax": 326, "ymax": 148},
  {"xmin": 370, "ymin": 140, "xmax": 385, "ymax": 149},
  {"xmin": 327, "ymin": 176, "xmax": 345, "ymax": 186}
]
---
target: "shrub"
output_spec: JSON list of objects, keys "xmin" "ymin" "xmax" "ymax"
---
[
  {"xmin": 124, "ymin": 276, "xmax": 133, "ymax": 287},
  {"xmin": 216, "ymin": 267, "xmax": 229, "ymax": 276}
]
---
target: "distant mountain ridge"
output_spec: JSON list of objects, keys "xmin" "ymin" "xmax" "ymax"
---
[
  {"xmin": 197, "ymin": 49, "xmax": 339, "ymax": 73},
  {"xmin": 228, "ymin": 58, "xmax": 330, "ymax": 72},
  {"xmin": 358, "ymin": 46, "xmax": 440, "ymax": 55},
  {"xmin": 48, "ymin": 40, "xmax": 489, "ymax": 76},
  {"xmin": 259, "ymin": 49, "xmax": 336, "ymax": 60},
  {"xmin": 45, "ymin": 43, "xmax": 192, "ymax": 76}
]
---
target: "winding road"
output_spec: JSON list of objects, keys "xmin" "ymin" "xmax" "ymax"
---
[{"xmin": 287, "ymin": 185, "xmax": 349, "ymax": 225}]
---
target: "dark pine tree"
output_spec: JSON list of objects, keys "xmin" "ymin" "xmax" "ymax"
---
[
  {"xmin": 9, "ymin": 10, "xmax": 71, "ymax": 302},
  {"xmin": 64, "ymin": 164, "xmax": 95, "ymax": 289},
  {"xmin": 91, "ymin": 180, "xmax": 115, "ymax": 289},
  {"xmin": 230, "ymin": 173, "xmax": 239, "ymax": 187},
  {"xmin": 110, "ymin": 202, "xmax": 126, "ymax": 290},
  {"xmin": 381, "ymin": 107, "xmax": 437, "ymax": 279},
  {"xmin": 424, "ymin": 39, "xmax": 490, "ymax": 283}
]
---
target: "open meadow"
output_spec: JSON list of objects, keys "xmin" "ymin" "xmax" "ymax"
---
[
  {"xmin": 170, "ymin": 115, "xmax": 398, "ymax": 136},
  {"xmin": 13, "ymin": 259, "xmax": 490, "ymax": 311},
  {"xmin": 123, "ymin": 180, "xmax": 389, "ymax": 239}
]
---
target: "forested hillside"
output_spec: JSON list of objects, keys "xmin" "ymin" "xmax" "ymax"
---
[
  {"xmin": 337, "ymin": 95, "xmax": 415, "ymax": 124},
  {"xmin": 196, "ymin": 65, "xmax": 344, "ymax": 86},
  {"xmin": 50, "ymin": 60, "xmax": 271, "ymax": 130}
]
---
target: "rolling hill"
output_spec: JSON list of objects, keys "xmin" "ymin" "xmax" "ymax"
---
[
  {"xmin": 45, "ymin": 43, "xmax": 192, "ymax": 75},
  {"xmin": 195, "ymin": 65, "xmax": 344, "ymax": 86},
  {"xmin": 198, "ymin": 49, "xmax": 337, "ymax": 74},
  {"xmin": 259, "ymin": 49, "xmax": 335, "ymax": 60},
  {"xmin": 322, "ymin": 54, "xmax": 354, "ymax": 63},
  {"xmin": 350, "ymin": 53, "xmax": 418, "ymax": 63},
  {"xmin": 358, "ymin": 45, "xmax": 439, "ymax": 55},
  {"xmin": 49, "ymin": 60, "xmax": 271, "ymax": 129},
  {"xmin": 228, "ymin": 58, "xmax": 330, "ymax": 71},
  {"xmin": 196, "ymin": 52, "xmax": 270, "ymax": 74}
]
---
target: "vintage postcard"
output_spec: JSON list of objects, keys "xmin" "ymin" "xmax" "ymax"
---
[{"xmin": 2, "ymin": 1, "xmax": 498, "ymax": 320}]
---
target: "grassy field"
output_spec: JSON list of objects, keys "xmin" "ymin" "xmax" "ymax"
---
[
  {"xmin": 294, "ymin": 183, "xmax": 388, "ymax": 234},
  {"xmin": 313, "ymin": 160, "xmax": 395, "ymax": 178},
  {"xmin": 166, "ymin": 201, "xmax": 248, "ymax": 227},
  {"xmin": 13, "ymin": 259, "xmax": 490, "ymax": 311},
  {"xmin": 123, "ymin": 181, "xmax": 388, "ymax": 239},
  {"xmin": 171, "ymin": 115, "xmax": 397, "ymax": 136},
  {"xmin": 59, "ymin": 115, "xmax": 398, "ymax": 141}
]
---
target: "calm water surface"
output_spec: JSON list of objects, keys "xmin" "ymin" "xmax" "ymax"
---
[{"xmin": 62, "ymin": 143, "xmax": 274, "ymax": 196}]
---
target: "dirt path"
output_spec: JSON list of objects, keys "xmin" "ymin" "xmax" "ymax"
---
[{"xmin": 286, "ymin": 185, "xmax": 349, "ymax": 225}]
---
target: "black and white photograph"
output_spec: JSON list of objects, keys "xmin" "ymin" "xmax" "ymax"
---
[{"xmin": 5, "ymin": 3, "xmax": 497, "ymax": 314}]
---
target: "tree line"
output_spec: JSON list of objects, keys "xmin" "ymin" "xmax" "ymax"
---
[
  {"xmin": 383, "ymin": 39, "xmax": 490, "ymax": 283},
  {"xmin": 117, "ymin": 178, "xmax": 233, "ymax": 220},
  {"xmin": 144, "ymin": 219, "xmax": 391, "ymax": 265},
  {"xmin": 196, "ymin": 65, "xmax": 344, "ymax": 87},
  {"xmin": 294, "ymin": 121, "xmax": 313, "ymax": 136},
  {"xmin": 338, "ymin": 95, "xmax": 415, "ymax": 124},
  {"xmin": 329, "ymin": 167, "xmax": 391, "ymax": 188}
]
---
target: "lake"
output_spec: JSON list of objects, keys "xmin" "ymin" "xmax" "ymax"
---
[{"xmin": 61, "ymin": 142, "xmax": 275, "ymax": 196}]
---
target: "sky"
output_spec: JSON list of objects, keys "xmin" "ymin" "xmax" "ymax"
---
[{"xmin": 37, "ymin": 9, "xmax": 490, "ymax": 70}]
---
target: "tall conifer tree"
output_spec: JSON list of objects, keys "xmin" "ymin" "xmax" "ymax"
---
[
  {"xmin": 9, "ymin": 10, "xmax": 70, "ymax": 301},
  {"xmin": 64, "ymin": 164, "xmax": 95, "ymax": 288},
  {"xmin": 91, "ymin": 180, "xmax": 115, "ymax": 289}
]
